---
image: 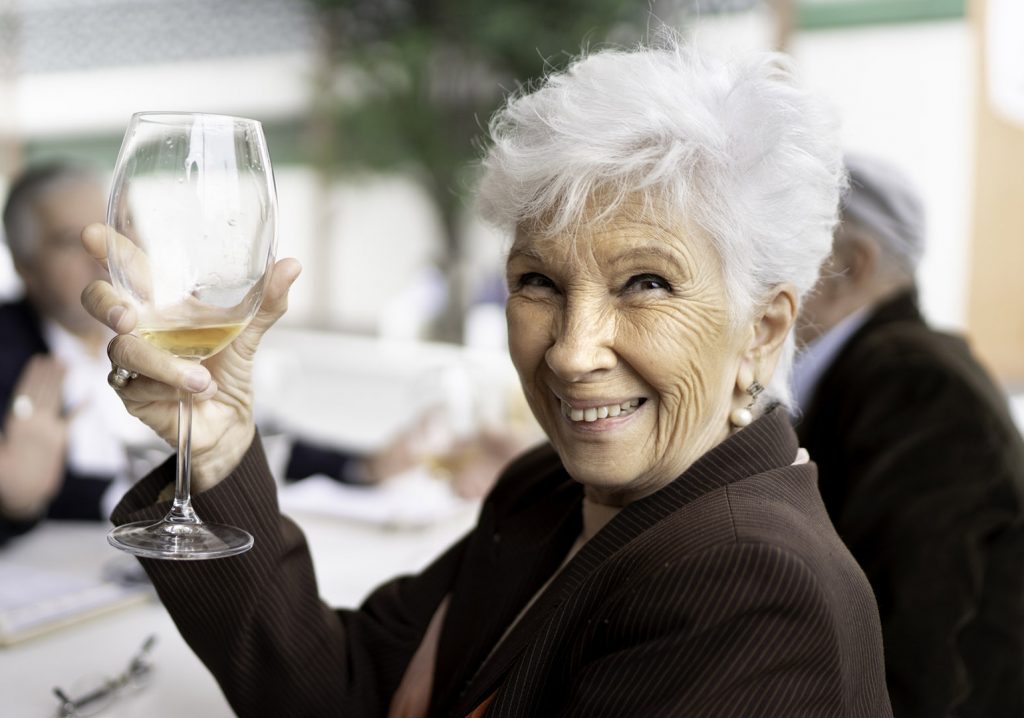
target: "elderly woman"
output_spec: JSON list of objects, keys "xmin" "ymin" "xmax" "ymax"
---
[{"xmin": 82, "ymin": 44, "xmax": 892, "ymax": 717}]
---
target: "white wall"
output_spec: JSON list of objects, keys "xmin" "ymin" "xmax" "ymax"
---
[
  {"xmin": 10, "ymin": 53, "xmax": 315, "ymax": 138},
  {"xmin": 791, "ymin": 21, "xmax": 975, "ymax": 331},
  {"xmin": 689, "ymin": 10, "xmax": 975, "ymax": 330}
]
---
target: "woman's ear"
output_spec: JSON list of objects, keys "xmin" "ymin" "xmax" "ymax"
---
[{"xmin": 735, "ymin": 283, "xmax": 797, "ymax": 393}]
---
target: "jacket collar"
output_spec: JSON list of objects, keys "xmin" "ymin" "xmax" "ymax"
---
[
  {"xmin": 857, "ymin": 287, "xmax": 922, "ymax": 334},
  {"xmin": 796, "ymin": 287, "xmax": 922, "ymax": 431}
]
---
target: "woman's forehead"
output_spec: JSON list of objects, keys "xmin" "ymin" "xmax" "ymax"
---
[{"xmin": 509, "ymin": 209, "xmax": 709, "ymax": 267}]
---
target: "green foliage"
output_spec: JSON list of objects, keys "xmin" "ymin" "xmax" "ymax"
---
[
  {"xmin": 303, "ymin": 0, "xmax": 645, "ymax": 340},
  {"xmin": 306, "ymin": 0, "xmax": 646, "ymax": 217}
]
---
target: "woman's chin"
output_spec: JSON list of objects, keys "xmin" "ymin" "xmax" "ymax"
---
[{"xmin": 557, "ymin": 450, "xmax": 655, "ymax": 501}]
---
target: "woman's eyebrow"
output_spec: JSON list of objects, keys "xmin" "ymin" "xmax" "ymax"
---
[
  {"xmin": 507, "ymin": 245, "xmax": 547, "ymax": 263},
  {"xmin": 608, "ymin": 244, "xmax": 687, "ymax": 270}
]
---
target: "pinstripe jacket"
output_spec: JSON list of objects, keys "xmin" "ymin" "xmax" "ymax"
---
[{"xmin": 113, "ymin": 409, "xmax": 892, "ymax": 717}]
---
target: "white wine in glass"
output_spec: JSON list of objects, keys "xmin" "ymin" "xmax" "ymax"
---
[{"xmin": 105, "ymin": 111, "xmax": 277, "ymax": 560}]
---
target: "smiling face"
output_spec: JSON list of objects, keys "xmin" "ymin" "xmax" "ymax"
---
[{"xmin": 505, "ymin": 199, "xmax": 753, "ymax": 505}]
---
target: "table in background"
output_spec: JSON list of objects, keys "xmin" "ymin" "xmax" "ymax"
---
[{"xmin": 0, "ymin": 506, "xmax": 477, "ymax": 717}]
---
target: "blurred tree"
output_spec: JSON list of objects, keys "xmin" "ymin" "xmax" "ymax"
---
[{"xmin": 303, "ymin": 0, "xmax": 645, "ymax": 341}]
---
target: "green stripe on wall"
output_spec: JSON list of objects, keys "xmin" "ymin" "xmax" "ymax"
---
[{"xmin": 798, "ymin": 0, "xmax": 965, "ymax": 29}]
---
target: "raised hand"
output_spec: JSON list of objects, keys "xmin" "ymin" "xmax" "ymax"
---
[
  {"xmin": 0, "ymin": 355, "xmax": 69, "ymax": 519},
  {"xmin": 80, "ymin": 223, "xmax": 301, "ymax": 491}
]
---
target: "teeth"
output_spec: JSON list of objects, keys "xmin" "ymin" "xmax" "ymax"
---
[{"xmin": 561, "ymin": 398, "xmax": 643, "ymax": 422}]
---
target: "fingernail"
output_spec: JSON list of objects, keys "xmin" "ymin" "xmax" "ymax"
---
[
  {"xmin": 107, "ymin": 306, "xmax": 125, "ymax": 328},
  {"xmin": 185, "ymin": 368, "xmax": 209, "ymax": 392}
]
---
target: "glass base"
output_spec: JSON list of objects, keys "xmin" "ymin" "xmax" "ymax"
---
[{"xmin": 108, "ymin": 519, "xmax": 254, "ymax": 560}]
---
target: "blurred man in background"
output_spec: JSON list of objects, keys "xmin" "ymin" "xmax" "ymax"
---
[
  {"xmin": 0, "ymin": 163, "xmax": 149, "ymax": 544},
  {"xmin": 1, "ymin": 162, "xmax": 527, "ymax": 547},
  {"xmin": 793, "ymin": 153, "xmax": 1024, "ymax": 717}
]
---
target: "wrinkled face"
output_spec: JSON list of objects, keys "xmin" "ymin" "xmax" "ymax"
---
[
  {"xmin": 18, "ymin": 180, "xmax": 108, "ymax": 336},
  {"xmin": 505, "ymin": 200, "xmax": 748, "ymax": 505}
]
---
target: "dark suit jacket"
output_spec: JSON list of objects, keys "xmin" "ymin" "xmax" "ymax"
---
[
  {"xmin": 114, "ymin": 409, "xmax": 892, "ymax": 717},
  {"xmin": 795, "ymin": 290, "xmax": 1024, "ymax": 717},
  {"xmin": 0, "ymin": 299, "xmax": 112, "ymax": 544},
  {"xmin": 0, "ymin": 298, "xmax": 360, "ymax": 547}
]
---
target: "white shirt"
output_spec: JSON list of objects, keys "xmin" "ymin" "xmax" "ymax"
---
[{"xmin": 42, "ymin": 320, "xmax": 167, "ymax": 518}]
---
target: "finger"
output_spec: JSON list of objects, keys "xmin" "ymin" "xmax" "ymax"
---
[
  {"xmin": 82, "ymin": 223, "xmax": 153, "ymax": 301},
  {"xmin": 114, "ymin": 374, "xmax": 219, "ymax": 404},
  {"xmin": 15, "ymin": 356, "xmax": 65, "ymax": 415},
  {"xmin": 108, "ymin": 334, "xmax": 213, "ymax": 394},
  {"xmin": 82, "ymin": 279, "xmax": 138, "ymax": 334},
  {"xmin": 28, "ymin": 357, "xmax": 65, "ymax": 414},
  {"xmin": 81, "ymin": 223, "xmax": 110, "ymax": 270}
]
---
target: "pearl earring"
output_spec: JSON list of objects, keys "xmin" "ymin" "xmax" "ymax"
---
[
  {"xmin": 729, "ymin": 405, "xmax": 753, "ymax": 428},
  {"xmin": 730, "ymin": 380, "xmax": 765, "ymax": 429}
]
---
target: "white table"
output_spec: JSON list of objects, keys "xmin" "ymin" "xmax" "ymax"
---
[
  {"xmin": 0, "ymin": 330, "xmax": 521, "ymax": 716},
  {"xmin": 0, "ymin": 507, "xmax": 478, "ymax": 717}
]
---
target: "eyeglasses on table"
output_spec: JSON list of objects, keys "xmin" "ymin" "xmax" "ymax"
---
[{"xmin": 53, "ymin": 634, "xmax": 157, "ymax": 717}]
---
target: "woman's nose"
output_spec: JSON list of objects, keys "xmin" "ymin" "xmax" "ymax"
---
[{"xmin": 545, "ymin": 302, "xmax": 616, "ymax": 382}]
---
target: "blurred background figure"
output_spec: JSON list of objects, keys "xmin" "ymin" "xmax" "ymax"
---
[
  {"xmin": 0, "ymin": 162, "xmax": 526, "ymax": 547},
  {"xmin": 793, "ymin": 153, "xmax": 1024, "ymax": 718},
  {"xmin": 0, "ymin": 163, "xmax": 158, "ymax": 544}
]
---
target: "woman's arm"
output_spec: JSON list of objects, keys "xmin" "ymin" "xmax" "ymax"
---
[{"xmin": 113, "ymin": 433, "xmax": 468, "ymax": 717}]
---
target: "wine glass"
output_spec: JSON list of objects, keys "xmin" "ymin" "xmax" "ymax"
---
[{"xmin": 104, "ymin": 112, "xmax": 277, "ymax": 559}]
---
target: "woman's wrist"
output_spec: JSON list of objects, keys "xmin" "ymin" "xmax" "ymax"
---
[{"xmin": 190, "ymin": 422, "xmax": 257, "ymax": 492}]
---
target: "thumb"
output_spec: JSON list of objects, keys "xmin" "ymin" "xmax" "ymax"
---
[
  {"xmin": 249, "ymin": 258, "xmax": 302, "ymax": 333},
  {"xmin": 235, "ymin": 259, "xmax": 302, "ymax": 355}
]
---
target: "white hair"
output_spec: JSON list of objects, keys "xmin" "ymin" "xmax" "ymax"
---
[{"xmin": 477, "ymin": 41, "xmax": 845, "ymax": 408}]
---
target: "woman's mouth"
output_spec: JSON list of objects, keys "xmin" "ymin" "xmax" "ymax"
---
[{"xmin": 560, "ymin": 398, "xmax": 646, "ymax": 423}]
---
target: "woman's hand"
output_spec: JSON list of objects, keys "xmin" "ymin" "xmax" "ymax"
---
[{"xmin": 79, "ymin": 223, "xmax": 302, "ymax": 492}]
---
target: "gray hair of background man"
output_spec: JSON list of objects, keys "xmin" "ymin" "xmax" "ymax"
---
[
  {"xmin": 2, "ymin": 162, "xmax": 99, "ymax": 269},
  {"xmin": 841, "ymin": 153, "xmax": 926, "ymax": 278},
  {"xmin": 476, "ymin": 40, "xmax": 845, "ymax": 408}
]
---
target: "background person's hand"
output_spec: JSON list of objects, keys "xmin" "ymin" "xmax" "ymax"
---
[
  {"xmin": 443, "ymin": 428, "xmax": 536, "ymax": 499},
  {"xmin": 0, "ymin": 355, "xmax": 69, "ymax": 519},
  {"xmin": 80, "ymin": 223, "xmax": 302, "ymax": 492}
]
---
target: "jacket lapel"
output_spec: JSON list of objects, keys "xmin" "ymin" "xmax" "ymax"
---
[
  {"xmin": 428, "ymin": 448, "xmax": 582, "ymax": 715},
  {"xmin": 448, "ymin": 410, "xmax": 799, "ymax": 716}
]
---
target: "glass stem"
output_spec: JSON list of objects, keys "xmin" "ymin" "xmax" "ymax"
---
[{"xmin": 168, "ymin": 386, "xmax": 199, "ymax": 523}]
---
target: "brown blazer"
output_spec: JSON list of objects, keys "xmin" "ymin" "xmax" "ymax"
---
[{"xmin": 113, "ymin": 409, "xmax": 892, "ymax": 717}]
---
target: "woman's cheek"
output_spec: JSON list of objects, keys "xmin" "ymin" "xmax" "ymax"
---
[{"xmin": 507, "ymin": 300, "xmax": 549, "ymax": 377}]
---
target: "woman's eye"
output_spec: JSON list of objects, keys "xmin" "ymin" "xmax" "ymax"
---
[
  {"xmin": 517, "ymin": 272, "xmax": 556, "ymax": 291},
  {"xmin": 624, "ymin": 273, "xmax": 672, "ymax": 293}
]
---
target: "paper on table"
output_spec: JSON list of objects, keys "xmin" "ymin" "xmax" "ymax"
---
[
  {"xmin": 278, "ymin": 467, "xmax": 476, "ymax": 528},
  {"xmin": 0, "ymin": 563, "xmax": 151, "ymax": 647}
]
